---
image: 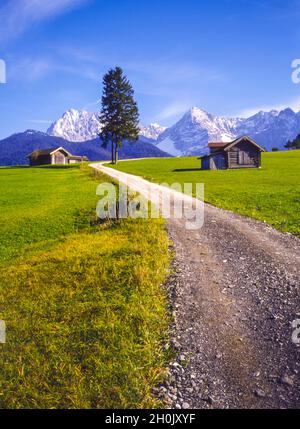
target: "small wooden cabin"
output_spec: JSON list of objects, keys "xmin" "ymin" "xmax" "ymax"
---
[
  {"xmin": 27, "ymin": 147, "xmax": 89, "ymax": 166},
  {"xmin": 201, "ymin": 136, "xmax": 265, "ymax": 170}
]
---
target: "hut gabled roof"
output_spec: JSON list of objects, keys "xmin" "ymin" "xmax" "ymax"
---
[
  {"xmin": 208, "ymin": 136, "xmax": 266, "ymax": 153},
  {"xmin": 27, "ymin": 147, "xmax": 72, "ymax": 158}
]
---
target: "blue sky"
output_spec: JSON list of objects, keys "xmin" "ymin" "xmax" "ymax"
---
[{"xmin": 0, "ymin": 0, "xmax": 300, "ymax": 139}]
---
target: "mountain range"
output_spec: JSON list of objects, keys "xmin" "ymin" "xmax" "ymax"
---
[
  {"xmin": 47, "ymin": 107, "xmax": 300, "ymax": 156},
  {"xmin": 47, "ymin": 108, "xmax": 166, "ymax": 143},
  {"xmin": 156, "ymin": 107, "xmax": 300, "ymax": 155},
  {"xmin": 1, "ymin": 105, "xmax": 299, "ymax": 166}
]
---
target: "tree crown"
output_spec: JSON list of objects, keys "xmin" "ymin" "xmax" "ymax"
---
[{"xmin": 99, "ymin": 67, "xmax": 140, "ymax": 147}]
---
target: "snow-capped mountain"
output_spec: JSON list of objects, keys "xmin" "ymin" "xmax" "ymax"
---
[
  {"xmin": 139, "ymin": 123, "xmax": 167, "ymax": 141},
  {"xmin": 48, "ymin": 106, "xmax": 300, "ymax": 156},
  {"xmin": 48, "ymin": 109, "xmax": 166, "ymax": 142},
  {"xmin": 47, "ymin": 109, "xmax": 100, "ymax": 142},
  {"xmin": 156, "ymin": 107, "xmax": 300, "ymax": 156},
  {"xmin": 234, "ymin": 108, "xmax": 300, "ymax": 152},
  {"xmin": 157, "ymin": 107, "xmax": 240, "ymax": 156}
]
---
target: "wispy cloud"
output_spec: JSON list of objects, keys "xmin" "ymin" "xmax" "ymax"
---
[
  {"xmin": 124, "ymin": 59, "xmax": 224, "ymax": 85},
  {"xmin": 9, "ymin": 55, "xmax": 100, "ymax": 82},
  {"xmin": 0, "ymin": 0, "xmax": 90, "ymax": 42},
  {"xmin": 81, "ymin": 98, "xmax": 101, "ymax": 110},
  {"xmin": 155, "ymin": 101, "xmax": 192, "ymax": 122},
  {"xmin": 10, "ymin": 57, "xmax": 52, "ymax": 81},
  {"xmin": 27, "ymin": 119, "xmax": 53, "ymax": 124}
]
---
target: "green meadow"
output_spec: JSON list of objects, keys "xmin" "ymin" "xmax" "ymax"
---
[
  {"xmin": 111, "ymin": 151, "xmax": 300, "ymax": 237},
  {"xmin": 0, "ymin": 165, "xmax": 170, "ymax": 408}
]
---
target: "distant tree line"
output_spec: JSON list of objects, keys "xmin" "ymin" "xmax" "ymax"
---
[{"xmin": 285, "ymin": 134, "xmax": 300, "ymax": 150}]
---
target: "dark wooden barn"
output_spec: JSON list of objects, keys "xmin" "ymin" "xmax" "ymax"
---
[
  {"xmin": 27, "ymin": 147, "xmax": 89, "ymax": 166},
  {"xmin": 201, "ymin": 136, "xmax": 265, "ymax": 170}
]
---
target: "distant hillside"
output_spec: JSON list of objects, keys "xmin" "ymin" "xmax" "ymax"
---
[{"xmin": 0, "ymin": 130, "xmax": 171, "ymax": 166}]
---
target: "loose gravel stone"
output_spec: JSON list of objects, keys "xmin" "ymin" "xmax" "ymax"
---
[
  {"xmin": 281, "ymin": 375, "xmax": 294, "ymax": 387},
  {"xmin": 254, "ymin": 389, "xmax": 266, "ymax": 398}
]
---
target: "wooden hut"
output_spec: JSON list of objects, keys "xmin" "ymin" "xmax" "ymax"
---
[
  {"xmin": 27, "ymin": 147, "xmax": 89, "ymax": 166},
  {"xmin": 201, "ymin": 136, "xmax": 265, "ymax": 170}
]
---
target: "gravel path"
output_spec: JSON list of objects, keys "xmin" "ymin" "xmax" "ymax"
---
[{"xmin": 92, "ymin": 164, "xmax": 300, "ymax": 409}]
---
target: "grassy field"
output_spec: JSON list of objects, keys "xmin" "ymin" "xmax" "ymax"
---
[
  {"xmin": 0, "ymin": 165, "xmax": 171, "ymax": 408},
  {"xmin": 111, "ymin": 151, "xmax": 300, "ymax": 236}
]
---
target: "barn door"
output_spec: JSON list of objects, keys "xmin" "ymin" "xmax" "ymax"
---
[
  {"xmin": 217, "ymin": 155, "xmax": 225, "ymax": 169},
  {"xmin": 229, "ymin": 150, "xmax": 239, "ymax": 167},
  {"xmin": 239, "ymin": 150, "xmax": 251, "ymax": 165},
  {"xmin": 54, "ymin": 153, "xmax": 66, "ymax": 165},
  {"xmin": 239, "ymin": 151, "xmax": 244, "ymax": 165}
]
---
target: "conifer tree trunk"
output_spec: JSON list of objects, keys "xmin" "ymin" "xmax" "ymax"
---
[
  {"xmin": 111, "ymin": 141, "xmax": 115, "ymax": 164},
  {"xmin": 115, "ymin": 143, "xmax": 120, "ymax": 164}
]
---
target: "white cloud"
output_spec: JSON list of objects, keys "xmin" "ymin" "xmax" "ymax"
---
[
  {"xmin": 156, "ymin": 101, "xmax": 191, "ymax": 122},
  {"xmin": 81, "ymin": 98, "xmax": 101, "ymax": 110},
  {"xmin": 0, "ymin": 0, "xmax": 90, "ymax": 42}
]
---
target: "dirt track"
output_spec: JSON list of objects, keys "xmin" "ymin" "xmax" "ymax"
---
[{"xmin": 92, "ymin": 163, "xmax": 300, "ymax": 409}]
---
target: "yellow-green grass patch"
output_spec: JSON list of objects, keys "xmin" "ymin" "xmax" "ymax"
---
[{"xmin": 0, "ymin": 165, "xmax": 171, "ymax": 408}]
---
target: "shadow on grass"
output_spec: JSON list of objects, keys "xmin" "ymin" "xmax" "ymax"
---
[
  {"xmin": 0, "ymin": 165, "xmax": 80, "ymax": 170},
  {"xmin": 173, "ymin": 168, "xmax": 202, "ymax": 172},
  {"xmin": 35, "ymin": 165, "xmax": 80, "ymax": 170},
  {"xmin": 0, "ymin": 165, "xmax": 30, "ymax": 170}
]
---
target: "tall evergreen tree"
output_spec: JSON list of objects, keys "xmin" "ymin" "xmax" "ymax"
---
[{"xmin": 99, "ymin": 67, "xmax": 140, "ymax": 164}]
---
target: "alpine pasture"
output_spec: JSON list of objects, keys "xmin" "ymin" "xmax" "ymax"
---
[{"xmin": 111, "ymin": 151, "xmax": 300, "ymax": 237}]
